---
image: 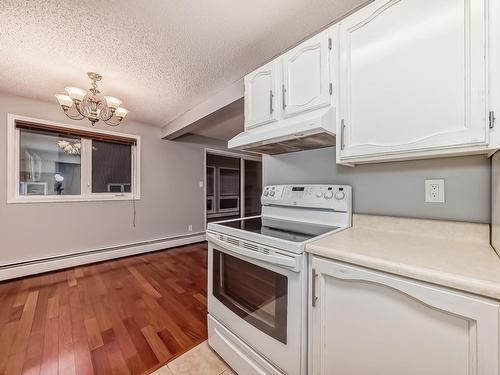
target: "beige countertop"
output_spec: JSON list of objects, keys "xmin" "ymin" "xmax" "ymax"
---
[{"xmin": 306, "ymin": 214, "xmax": 500, "ymax": 300}]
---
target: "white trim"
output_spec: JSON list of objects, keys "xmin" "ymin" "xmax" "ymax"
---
[
  {"xmin": 10, "ymin": 194, "xmax": 140, "ymax": 204},
  {"xmin": 206, "ymin": 196, "xmax": 216, "ymax": 214},
  {"xmin": 0, "ymin": 231, "xmax": 206, "ymax": 281},
  {"xmin": 218, "ymin": 195, "xmax": 240, "ymax": 213},
  {"xmin": 240, "ymin": 158, "xmax": 245, "ymax": 218},
  {"xmin": 206, "ymin": 165, "xmax": 216, "ymax": 216},
  {"xmin": 7, "ymin": 113, "xmax": 141, "ymax": 203},
  {"xmin": 81, "ymin": 137, "xmax": 92, "ymax": 195},
  {"xmin": 204, "ymin": 150, "xmax": 207, "ymax": 230}
]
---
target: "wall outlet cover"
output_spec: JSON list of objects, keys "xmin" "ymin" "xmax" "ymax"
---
[{"xmin": 425, "ymin": 179, "xmax": 445, "ymax": 203}]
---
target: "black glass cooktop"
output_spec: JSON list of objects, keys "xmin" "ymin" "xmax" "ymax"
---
[{"xmin": 217, "ymin": 216, "xmax": 338, "ymax": 243}]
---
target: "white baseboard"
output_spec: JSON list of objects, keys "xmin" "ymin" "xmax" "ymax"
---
[{"xmin": 0, "ymin": 231, "xmax": 207, "ymax": 281}]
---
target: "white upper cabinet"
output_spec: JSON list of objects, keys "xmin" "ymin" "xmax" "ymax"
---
[
  {"xmin": 282, "ymin": 30, "xmax": 331, "ymax": 118},
  {"xmin": 336, "ymin": 0, "xmax": 489, "ymax": 164},
  {"xmin": 244, "ymin": 59, "xmax": 280, "ymax": 129}
]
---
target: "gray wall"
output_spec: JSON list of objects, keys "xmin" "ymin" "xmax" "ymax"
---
[
  {"xmin": 0, "ymin": 93, "xmax": 235, "ymax": 266},
  {"xmin": 263, "ymin": 147, "xmax": 491, "ymax": 223}
]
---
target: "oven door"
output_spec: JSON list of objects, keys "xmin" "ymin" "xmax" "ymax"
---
[{"xmin": 207, "ymin": 232, "xmax": 306, "ymax": 375}]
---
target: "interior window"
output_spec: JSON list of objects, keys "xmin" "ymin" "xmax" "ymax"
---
[
  {"xmin": 10, "ymin": 118, "xmax": 140, "ymax": 203},
  {"xmin": 92, "ymin": 140, "xmax": 132, "ymax": 193},
  {"xmin": 19, "ymin": 128, "xmax": 81, "ymax": 196}
]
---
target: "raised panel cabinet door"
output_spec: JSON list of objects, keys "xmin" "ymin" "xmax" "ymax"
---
[
  {"xmin": 309, "ymin": 257, "xmax": 500, "ymax": 375},
  {"xmin": 337, "ymin": 0, "xmax": 488, "ymax": 162},
  {"xmin": 282, "ymin": 30, "xmax": 331, "ymax": 118},
  {"xmin": 244, "ymin": 59, "xmax": 280, "ymax": 129}
]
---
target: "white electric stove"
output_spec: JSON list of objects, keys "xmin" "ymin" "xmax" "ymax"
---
[{"xmin": 206, "ymin": 184, "xmax": 352, "ymax": 375}]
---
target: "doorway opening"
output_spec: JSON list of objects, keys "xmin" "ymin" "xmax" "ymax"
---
[{"xmin": 205, "ymin": 150, "xmax": 262, "ymax": 224}]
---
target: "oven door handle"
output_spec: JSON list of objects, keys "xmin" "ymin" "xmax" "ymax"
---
[{"xmin": 207, "ymin": 233, "xmax": 299, "ymax": 270}]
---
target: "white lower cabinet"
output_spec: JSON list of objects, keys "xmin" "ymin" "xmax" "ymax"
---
[{"xmin": 309, "ymin": 256, "xmax": 500, "ymax": 375}]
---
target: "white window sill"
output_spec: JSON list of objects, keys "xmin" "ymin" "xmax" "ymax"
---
[{"xmin": 7, "ymin": 194, "xmax": 141, "ymax": 204}]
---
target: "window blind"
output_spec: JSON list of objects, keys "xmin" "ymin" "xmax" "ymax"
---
[{"xmin": 15, "ymin": 120, "xmax": 137, "ymax": 145}]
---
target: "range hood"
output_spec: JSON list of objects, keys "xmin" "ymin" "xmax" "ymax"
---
[{"xmin": 228, "ymin": 107, "xmax": 336, "ymax": 155}]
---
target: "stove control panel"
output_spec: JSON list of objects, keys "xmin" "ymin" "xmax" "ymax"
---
[{"xmin": 262, "ymin": 184, "xmax": 352, "ymax": 211}]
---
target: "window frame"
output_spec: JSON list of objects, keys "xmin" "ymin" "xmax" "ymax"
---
[{"xmin": 7, "ymin": 114, "xmax": 141, "ymax": 203}]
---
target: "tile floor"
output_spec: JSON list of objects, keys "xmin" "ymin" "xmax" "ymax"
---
[{"xmin": 152, "ymin": 341, "xmax": 236, "ymax": 375}]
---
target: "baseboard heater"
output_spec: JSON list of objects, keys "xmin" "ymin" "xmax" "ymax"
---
[{"xmin": 0, "ymin": 231, "xmax": 206, "ymax": 281}]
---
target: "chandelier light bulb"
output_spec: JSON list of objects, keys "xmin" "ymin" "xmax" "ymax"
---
[
  {"xmin": 54, "ymin": 94, "xmax": 74, "ymax": 108},
  {"xmin": 57, "ymin": 140, "xmax": 81, "ymax": 155},
  {"xmin": 115, "ymin": 107, "xmax": 129, "ymax": 119},
  {"xmin": 57, "ymin": 140, "xmax": 69, "ymax": 148},
  {"xmin": 104, "ymin": 96, "xmax": 122, "ymax": 110},
  {"xmin": 64, "ymin": 87, "xmax": 86, "ymax": 102}
]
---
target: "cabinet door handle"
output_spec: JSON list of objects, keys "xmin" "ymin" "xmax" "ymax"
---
[
  {"xmin": 269, "ymin": 90, "xmax": 274, "ymax": 114},
  {"xmin": 340, "ymin": 119, "xmax": 346, "ymax": 150},
  {"xmin": 282, "ymin": 84, "xmax": 287, "ymax": 110},
  {"xmin": 311, "ymin": 268, "xmax": 318, "ymax": 307}
]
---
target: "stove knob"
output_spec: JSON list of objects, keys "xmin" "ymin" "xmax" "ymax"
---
[
  {"xmin": 315, "ymin": 191, "xmax": 323, "ymax": 198},
  {"xmin": 270, "ymin": 191, "xmax": 275, "ymax": 197},
  {"xmin": 324, "ymin": 191, "xmax": 334, "ymax": 199},
  {"xmin": 264, "ymin": 191, "xmax": 269, "ymax": 197},
  {"xmin": 334, "ymin": 191, "xmax": 345, "ymax": 200}
]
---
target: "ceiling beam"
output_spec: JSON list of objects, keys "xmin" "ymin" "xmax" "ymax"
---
[{"xmin": 161, "ymin": 78, "xmax": 244, "ymax": 140}]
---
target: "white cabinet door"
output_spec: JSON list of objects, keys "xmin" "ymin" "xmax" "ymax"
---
[
  {"xmin": 282, "ymin": 30, "xmax": 331, "ymax": 118},
  {"xmin": 244, "ymin": 59, "xmax": 280, "ymax": 129},
  {"xmin": 309, "ymin": 256, "xmax": 500, "ymax": 375},
  {"xmin": 337, "ymin": 0, "xmax": 488, "ymax": 163}
]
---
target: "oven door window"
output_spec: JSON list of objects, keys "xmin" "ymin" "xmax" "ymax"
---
[{"xmin": 213, "ymin": 249, "xmax": 288, "ymax": 344}]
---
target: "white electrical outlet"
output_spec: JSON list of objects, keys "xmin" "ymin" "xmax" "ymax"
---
[
  {"xmin": 188, "ymin": 225, "xmax": 193, "ymax": 231},
  {"xmin": 199, "ymin": 181, "xmax": 204, "ymax": 188},
  {"xmin": 425, "ymin": 179, "xmax": 445, "ymax": 203}
]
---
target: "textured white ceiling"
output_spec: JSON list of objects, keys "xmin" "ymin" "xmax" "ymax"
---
[{"xmin": 0, "ymin": 0, "xmax": 367, "ymax": 127}]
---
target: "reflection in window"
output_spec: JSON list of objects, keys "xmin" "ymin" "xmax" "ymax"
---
[
  {"xmin": 92, "ymin": 140, "xmax": 132, "ymax": 193},
  {"xmin": 19, "ymin": 128, "xmax": 81, "ymax": 196}
]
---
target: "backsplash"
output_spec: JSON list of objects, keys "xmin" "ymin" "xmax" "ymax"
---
[{"xmin": 263, "ymin": 147, "xmax": 491, "ymax": 223}]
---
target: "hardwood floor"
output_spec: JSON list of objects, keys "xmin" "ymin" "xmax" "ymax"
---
[{"xmin": 0, "ymin": 242, "xmax": 208, "ymax": 375}]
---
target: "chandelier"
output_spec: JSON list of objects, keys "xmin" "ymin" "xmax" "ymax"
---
[
  {"xmin": 57, "ymin": 140, "xmax": 81, "ymax": 155},
  {"xmin": 55, "ymin": 72, "xmax": 129, "ymax": 127}
]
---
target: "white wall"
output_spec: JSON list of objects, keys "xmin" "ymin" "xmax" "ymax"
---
[
  {"xmin": 263, "ymin": 147, "xmax": 491, "ymax": 223},
  {"xmin": 0, "ymin": 92, "xmax": 229, "ymax": 266}
]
